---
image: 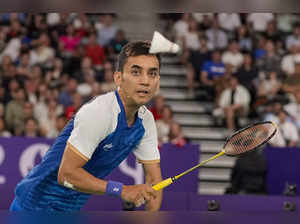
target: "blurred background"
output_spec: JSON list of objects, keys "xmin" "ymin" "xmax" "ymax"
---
[{"xmin": 1, "ymin": 13, "xmax": 300, "ymax": 211}]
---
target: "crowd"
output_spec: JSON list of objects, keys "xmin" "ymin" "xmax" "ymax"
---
[
  {"xmin": 161, "ymin": 13, "xmax": 300, "ymax": 146},
  {"xmin": 0, "ymin": 13, "xmax": 128, "ymax": 138},
  {"xmin": 0, "ymin": 13, "xmax": 188, "ymax": 148}
]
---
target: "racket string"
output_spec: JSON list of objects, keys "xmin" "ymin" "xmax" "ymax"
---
[{"xmin": 224, "ymin": 123, "xmax": 276, "ymax": 155}]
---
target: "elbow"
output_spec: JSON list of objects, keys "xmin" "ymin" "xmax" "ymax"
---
[
  {"xmin": 57, "ymin": 167, "xmax": 72, "ymax": 186},
  {"xmin": 57, "ymin": 168, "xmax": 65, "ymax": 186}
]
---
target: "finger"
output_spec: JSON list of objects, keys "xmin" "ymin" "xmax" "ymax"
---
[
  {"xmin": 145, "ymin": 186, "xmax": 158, "ymax": 199},
  {"xmin": 141, "ymin": 191, "xmax": 151, "ymax": 201},
  {"xmin": 135, "ymin": 197, "xmax": 145, "ymax": 207}
]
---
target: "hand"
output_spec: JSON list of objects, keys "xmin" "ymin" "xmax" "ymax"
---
[{"xmin": 121, "ymin": 184, "xmax": 157, "ymax": 207}]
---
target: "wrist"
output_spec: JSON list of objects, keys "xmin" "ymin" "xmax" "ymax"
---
[{"xmin": 106, "ymin": 180, "xmax": 123, "ymax": 197}]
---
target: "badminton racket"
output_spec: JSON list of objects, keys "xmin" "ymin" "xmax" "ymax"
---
[{"xmin": 152, "ymin": 121, "xmax": 277, "ymax": 191}]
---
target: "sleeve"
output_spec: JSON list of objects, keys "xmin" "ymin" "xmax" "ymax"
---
[
  {"xmin": 133, "ymin": 111, "xmax": 160, "ymax": 164},
  {"xmin": 67, "ymin": 102, "xmax": 111, "ymax": 160}
]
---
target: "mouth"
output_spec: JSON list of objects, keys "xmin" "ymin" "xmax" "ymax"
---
[{"xmin": 136, "ymin": 90, "xmax": 150, "ymax": 97}]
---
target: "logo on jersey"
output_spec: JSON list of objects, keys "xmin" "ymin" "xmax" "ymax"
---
[
  {"xmin": 113, "ymin": 187, "xmax": 120, "ymax": 192},
  {"xmin": 103, "ymin": 143, "xmax": 113, "ymax": 151}
]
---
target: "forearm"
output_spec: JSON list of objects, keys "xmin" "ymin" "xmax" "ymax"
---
[
  {"xmin": 144, "ymin": 166, "xmax": 163, "ymax": 211},
  {"xmin": 58, "ymin": 166, "xmax": 107, "ymax": 195}
]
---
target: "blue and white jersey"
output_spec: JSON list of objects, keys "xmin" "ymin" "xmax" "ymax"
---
[{"xmin": 14, "ymin": 91, "xmax": 160, "ymax": 211}]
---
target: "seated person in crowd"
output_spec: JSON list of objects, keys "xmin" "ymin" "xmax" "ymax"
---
[
  {"xmin": 168, "ymin": 122, "xmax": 187, "ymax": 147},
  {"xmin": 149, "ymin": 94, "xmax": 165, "ymax": 121},
  {"xmin": 156, "ymin": 105, "xmax": 174, "ymax": 146},
  {"xmin": 272, "ymin": 109, "xmax": 299, "ymax": 147},
  {"xmin": 200, "ymin": 50, "xmax": 226, "ymax": 100},
  {"xmin": 213, "ymin": 76, "xmax": 251, "ymax": 134},
  {"xmin": 284, "ymin": 89, "xmax": 300, "ymax": 130}
]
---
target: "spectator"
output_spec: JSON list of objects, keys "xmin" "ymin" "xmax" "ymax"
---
[
  {"xmin": 213, "ymin": 76, "xmax": 251, "ymax": 134},
  {"xmin": 23, "ymin": 101, "xmax": 35, "ymax": 121},
  {"xmin": 108, "ymin": 29, "xmax": 128, "ymax": 57},
  {"xmin": 222, "ymin": 40, "xmax": 244, "ymax": 74},
  {"xmin": 0, "ymin": 117, "xmax": 11, "ymax": 137},
  {"xmin": 150, "ymin": 94, "xmax": 165, "ymax": 121},
  {"xmin": 85, "ymin": 32, "xmax": 106, "ymax": 69},
  {"xmin": 235, "ymin": 25, "xmax": 253, "ymax": 52},
  {"xmin": 22, "ymin": 117, "xmax": 41, "ymax": 137},
  {"xmin": 55, "ymin": 115, "xmax": 67, "ymax": 136},
  {"xmin": 182, "ymin": 19, "xmax": 201, "ymax": 51},
  {"xmin": 257, "ymin": 71, "xmax": 282, "ymax": 100},
  {"xmin": 281, "ymin": 44, "xmax": 300, "ymax": 77},
  {"xmin": 156, "ymin": 105, "xmax": 174, "ymax": 145},
  {"xmin": 263, "ymin": 20, "xmax": 281, "ymax": 43},
  {"xmin": 5, "ymin": 88, "xmax": 26, "ymax": 135},
  {"xmin": 173, "ymin": 13, "xmax": 191, "ymax": 41},
  {"xmin": 282, "ymin": 60, "xmax": 300, "ymax": 94},
  {"xmin": 96, "ymin": 14, "xmax": 118, "ymax": 47},
  {"xmin": 284, "ymin": 90, "xmax": 300, "ymax": 130},
  {"xmin": 58, "ymin": 77, "xmax": 78, "ymax": 108},
  {"xmin": 168, "ymin": 122, "xmax": 187, "ymax": 147},
  {"xmin": 64, "ymin": 92, "xmax": 82, "ymax": 120},
  {"xmin": 30, "ymin": 32, "xmax": 55, "ymax": 67},
  {"xmin": 24, "ymin": 79, "xmax": 38, "ymax": 105},
  {"xmin": 73, "ymin": 56, "xmax": 95, "ymax": 83},
  {"xmin": 39, "ymin": 98, "xmax": 63, "ymax": 138},
  {"xmin": 16, "ymin": 52, "xmax": 32, "ymax": 79},
  {"xmin": 277, "ymin": 14, "xmax": 298, "ymax": 34},
  {"xmin": 200, "ymin": 50, "xmax": 226, "ymax": 100},
  {"xmin": 277, "ymin": 109, "xmax": 299, "ymax": 147},
  {"xmin": 77, "ymin": 69, "xmax": 97, "ymax": 101},
  {"xmin": 59, "ymin": 23, "xmax": 81, "ymax": 57},
  {"xmin": 256, "ymin": 40, "xmax": 281, "ymax": 75},
  {"xmin": 247, "ymin": 13, "xmax": 274, "ymax": 32},
  {"xmin": 205, "ymin": 16, "xmax": 228, "ymax": 50},
  {"xmin": 235, "ymin": 53, "xmax": 258, "ymax": 91},
  {"xmin": 217, "ymin": 13, "xmax": 241, "ymax": 33},
  {"xmin": 285, "ymin": 22, "xmax": 300, "ymax": 51},
  {"xmin": 184, "ymin": 37, "xmax": 211, "ymax": 97},
  {"xmin": 100, "ymin": 61, "xmax": 117, "ymax": 93}
]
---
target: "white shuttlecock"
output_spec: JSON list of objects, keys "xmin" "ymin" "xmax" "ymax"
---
[{"xmin": 149, "ymin": 31, "xmax": 180, "ymax": 54}]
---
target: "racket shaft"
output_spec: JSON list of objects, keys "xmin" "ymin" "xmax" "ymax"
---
[
  {"xmin": 175, "ymin": 151, "xmax": 225, "ymax": 179},
  {"xmin": 152, "ymin": 151, "xmax": 225, "ymax": 191}
]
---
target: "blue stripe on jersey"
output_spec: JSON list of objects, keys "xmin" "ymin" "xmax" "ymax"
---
[{"xmin": 14, "ymin": 91, "xmax": 145, "ymax": 211}]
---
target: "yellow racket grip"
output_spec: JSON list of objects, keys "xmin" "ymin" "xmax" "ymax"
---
[{"xmin": 152, "ymin": 178, "xmax": 173, "ymax": 191}]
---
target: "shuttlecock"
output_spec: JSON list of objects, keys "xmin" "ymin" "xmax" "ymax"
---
[{"xmin": 149, "ymin": 31, "xmax": 180, "ymax": 54}]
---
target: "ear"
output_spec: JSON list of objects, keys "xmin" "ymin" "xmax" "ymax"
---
[{"xmin": 114, "ymin": 71, "xmax": 121, "ymax": 87}]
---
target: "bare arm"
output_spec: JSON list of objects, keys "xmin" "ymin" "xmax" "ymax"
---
[
  {"xmin": 57, "ymin": 143, "xmax": 107, "ymax": 194},
  {"xmin": 143, "ymin": 162, "xmax": 163, "ymax": 211},
  {"xmin": 57, "ymin": 143, "xmax": 157, "ymax": 206},
  {"xmin": 201, "ymin": 71, "xmax": 213, "ymax": 86}
]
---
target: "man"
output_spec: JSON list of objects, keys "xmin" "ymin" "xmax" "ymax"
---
[
  {"xmin": 213, "ymin": 76, "xmax": 251, "ymax": 134},
  {"xmin": 10, "ymin": 41, "xmax": 163, "ymax": 211}
]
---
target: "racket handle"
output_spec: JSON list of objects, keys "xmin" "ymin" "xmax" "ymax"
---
[{"xmin": 152, "ymin": 178, "xmax": 173, "ymax": 191}]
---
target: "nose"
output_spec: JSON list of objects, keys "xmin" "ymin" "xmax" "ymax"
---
[{"xmin": 140, "ymin": 72, "xmax": 150, "ymax": 86}]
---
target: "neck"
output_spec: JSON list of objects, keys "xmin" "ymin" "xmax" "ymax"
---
[{"xmin": 118, "ymin": 90, "xmax": 139, "ymax": 126}]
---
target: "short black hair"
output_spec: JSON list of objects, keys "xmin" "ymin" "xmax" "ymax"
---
[{"xmin": 116, "ymin": 41, "xmax": 161, "ymax": 72}]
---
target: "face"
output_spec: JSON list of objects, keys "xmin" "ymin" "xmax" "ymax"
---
[
  {"xmin": 25, "ymin": 120, "xmax": 38, "ymax": 133},
  {"xmin": 162, "ymin": 107, "xmax": 172, "ymax": 120},
  {"xmin": 115, "ymin": 55, "xmax": 160, "ymax": 107}
]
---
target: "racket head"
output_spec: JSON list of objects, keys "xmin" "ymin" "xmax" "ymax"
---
[{"xmin": 223, "ymin": 121, "xmax": 277, "ymax": 156}]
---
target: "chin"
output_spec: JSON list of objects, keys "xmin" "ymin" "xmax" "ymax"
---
[{"xmin": 134, "ymin": 97, "xmax": 150, "ymax": 106}]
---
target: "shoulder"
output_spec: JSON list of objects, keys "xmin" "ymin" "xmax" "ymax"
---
[
  {"xmin": 76, "ymin": 92, "xmax": 119, "ymax": 120},
  {"xmin": 138, "ymin": 106, "xmax": 156, "ymax": 127}
]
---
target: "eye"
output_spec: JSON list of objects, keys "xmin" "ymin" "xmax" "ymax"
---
[
  {"xmin": 149, "ymin": 71, "xmax": 158, "ymax": 77},
  {"xmin": 131, "ymin": 69, "xmax": 140, "ymax": 75}
]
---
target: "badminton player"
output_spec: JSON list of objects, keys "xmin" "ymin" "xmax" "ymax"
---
[{"xmin": 10, "ymin": 41, "xmax": 163, "ymax": 211}]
